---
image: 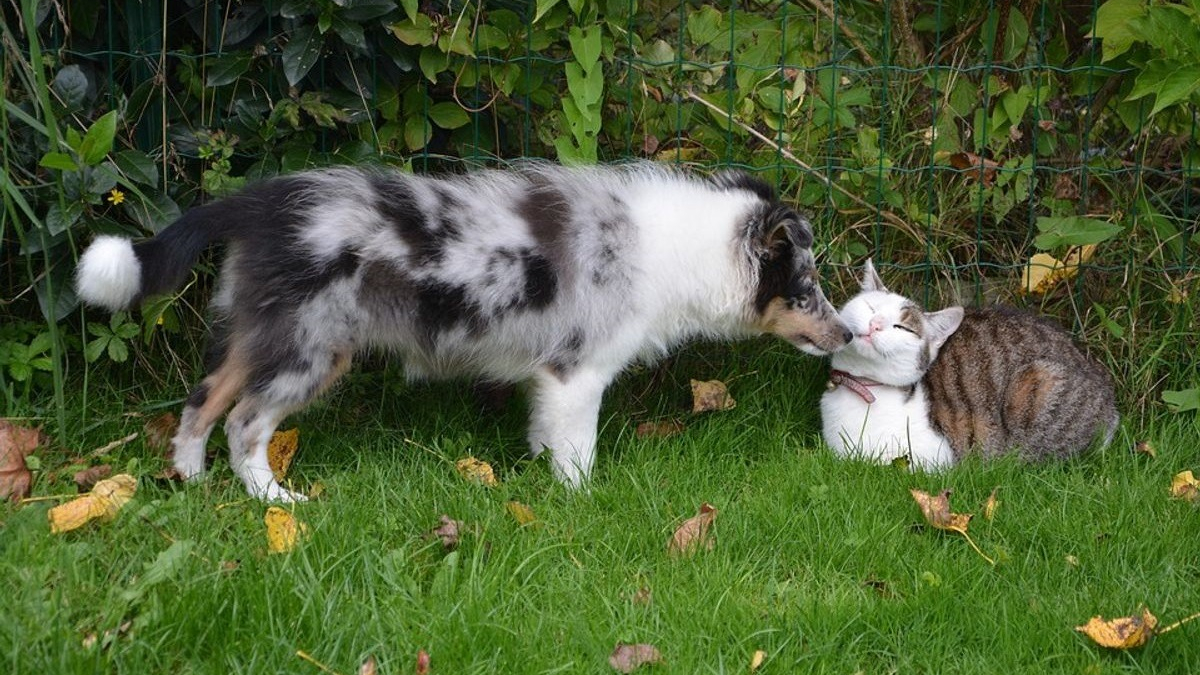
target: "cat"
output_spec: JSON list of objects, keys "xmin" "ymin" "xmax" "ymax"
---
[{"xmin": 821, "ymin": 260, "xmax": 1119, "ymax": 468}]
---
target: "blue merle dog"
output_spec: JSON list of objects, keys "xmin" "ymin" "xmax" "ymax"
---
[{"xmin": 76, "ymin": 163, "xmax": 851, "ymax": 501}]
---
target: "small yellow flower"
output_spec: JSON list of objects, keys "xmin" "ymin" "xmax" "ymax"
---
[{"xmin": 106, "ymin": 188, "xmax": 126, "ymax": 205}]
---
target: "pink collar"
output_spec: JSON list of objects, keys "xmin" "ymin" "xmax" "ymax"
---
[{"xmin": 828, "ymin": 369, "xmax": 882, "ymax": 403}]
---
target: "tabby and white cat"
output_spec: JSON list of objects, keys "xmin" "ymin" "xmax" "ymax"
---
[{"xmin": 821, "ymin": 261, "xmax": 1119, "ymax": 468}]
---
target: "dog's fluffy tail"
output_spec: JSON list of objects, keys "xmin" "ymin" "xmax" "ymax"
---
[{"xmin": 76, "ymin": 205, "xmax": 235, "ymax": 312}]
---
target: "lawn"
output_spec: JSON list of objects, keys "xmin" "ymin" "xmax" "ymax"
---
[{"xmin": 3, "ymin": 338, "xmax": 1198, "ymax": 674}]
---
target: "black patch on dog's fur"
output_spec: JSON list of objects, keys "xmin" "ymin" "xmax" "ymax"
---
[
  {"xmin": 372, "ymin": 176, "xmax": 445, "ymax": 268},
  {"xmin": 518, "ymin": 182, "xmax": 570, "ymax": 247},
  {"xmin": 185, "ymin": 382, "xmax": 210, "ymax": 408},
  {"xmin": 417, "ymin": 280, "xmax": 483, "ymax": 335},
  {"xmin": 751, "ymin": 205, "xmax": 816, "ymax": 312},
  {"xmin": 712, "ymin": 170, "xmax": 776, "ymax": 203},
  {"xmin": 522, "ymin": 251, "xmax": 557, "ymax": 309}
]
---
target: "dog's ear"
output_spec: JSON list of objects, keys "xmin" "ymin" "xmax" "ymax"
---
[{"xmin": 755, "ymin": 205, "xmax": 813, "ymax": 260}]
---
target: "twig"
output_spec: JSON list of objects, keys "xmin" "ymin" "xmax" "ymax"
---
[
  {"xmin": 84, "ymin": 433, "xmax": 139, "ymax": 460},
  {"xmin": 296, "ymin": 650, "xmax": 345, "ymax": 675},
  {"xmin": 682, "ymin": 90, "xmax": 923, "ymax": 243}
]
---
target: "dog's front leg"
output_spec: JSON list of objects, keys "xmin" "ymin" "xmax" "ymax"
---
[{"xmin": 527, "ymin": 367, "xmax": 611, "ymax": 488}]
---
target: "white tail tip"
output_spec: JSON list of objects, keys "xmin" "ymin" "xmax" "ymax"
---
[{"xmin": 76, "ymin": 235, "xmax": 141, "ymax": 311}]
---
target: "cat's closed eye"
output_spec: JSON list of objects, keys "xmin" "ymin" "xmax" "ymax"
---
[{"xmin": 892, "ymin": 324, "xmax": 916, "ymax": 334}]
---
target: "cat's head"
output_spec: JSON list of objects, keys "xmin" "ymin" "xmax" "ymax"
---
[{"xmin": 829, "ymin": 260, "xmax": 965, "ymax": 386}]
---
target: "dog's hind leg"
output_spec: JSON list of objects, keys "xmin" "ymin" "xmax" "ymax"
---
[
  {"xmin": 527, "ymin": 367, "xmax": 611, "ymax": 488},
  {"xmin": 172, "ymin": 349, "xmax": 249, "ymax": 480},
  {"xmin": 225, "ymin": 349, "xmax": 353, "ymax": 502}
]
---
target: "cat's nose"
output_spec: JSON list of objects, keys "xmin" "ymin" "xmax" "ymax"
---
[
  {"xmin": 840, "ymin": 327, "xmax": 853, "ymax": 344},
  {"xmin": 868, "ymin": 316, "xmax": 885, "ymax": 333}
]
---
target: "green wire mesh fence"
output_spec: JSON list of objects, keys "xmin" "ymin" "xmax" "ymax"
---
[{"xmin": 3, "ymin": 0, "xmax": 1197, "ymax": 410}]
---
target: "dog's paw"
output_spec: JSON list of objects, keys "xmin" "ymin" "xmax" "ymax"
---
[{"xmin": 259, "ymin": 482, "xmax": 309, "ymax": 503}]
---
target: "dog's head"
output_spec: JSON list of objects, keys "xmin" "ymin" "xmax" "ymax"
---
[{"xmin": 719, "ymin": 173, "xmax": 851, "ymax": 355}]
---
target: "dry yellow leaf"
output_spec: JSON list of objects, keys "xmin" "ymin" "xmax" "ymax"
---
[
  {"xmin": 983, "ymin": 487, "xmax": 1000, "ymax": 521},
  {"xmin": 456, "ymin": 456, "xmax": 498, "ymax": 487},
  {"xmin": 668, "ymin": 503, "xmax": 716, "ymax": 557},
  {"xmin": 749, "ymin": 649, "xmax": 766, "ymax": 672},
  {"xmin": 265, "ymin": 506, "xmax": 308, "ymax": 554},
  {"xmin": 1076, "ymin": 606, "xmax": 1158, "ymax": 649},
  {"xmin": 1169, "ymin": 470, "xmax": 1199, "ymax": 503},
  {"xmin": 505, "ymin": 500, "xmax": 537, "ymax": 526},
  {"xmin": 690, "ymin": 379, "xmax": 735, "ymax": 413},
  {"xmin": 48, "ymin": 473, "xmax": 137, "ymax": 534},
  {"xmin": 1019, "ymin": 244, "xmax": 1095, "ymax": 295},
  {"xmin": 267, "ymin": 428, "xmax": 300, "ymax": 482},
  {"xmin": 910, "ymin": 488, "xmax": 972, "ymax": 534}
]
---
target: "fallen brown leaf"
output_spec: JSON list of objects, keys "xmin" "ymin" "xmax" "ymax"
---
[
  {"xmin": 690, "ymin": 379, "xmax": 735, "ymax": 413},
  {"xmin": 429, "ymin": 514, "xmax": 464, "ymax": 551},
  {"xmin": 1169, "ymin": 470, "xmax": 1199, "ymax": 503},
  {"xmin": 264, "ymin": 506, "xmax": 307, "ymax": 554},
  {"xmin": 609, "ymin": 643, "xmax": 663, "ymax": 673},
  {"xmin": 668, "ymin": 503, "xmax": 716, "ymax": 557},
  {"xmin": 49, "ymin": 474, "xmax": 138, "ymax": 533},
  {"xmin": 267, "ymin": 428, "xmax": 300, "ymax": 482},
  {"xmin": 358, "ymin": 654, "xmax": 377, "ymax": 675},
  {"xmin": 982, "ymin": 487, "xmax": 1000, "ymax": 521},
  {"xmin": 455, "ymin": 456, "xmax": 497, "ymax": 487},
  {"xmin": 749, "ymin": 649, "xmax": 766, "ymax": 672},
  {"xmin": 945, "ymin": 151, "xmax": 1002, "ymax": 187},
  {"xmin": 1076, "ymin": 607, "xmax": 1158, "ymax": 649},
  {"xmin": 416, "ymin": 649, "xmax": 431, "ymax": 675},
  {"xmin": 630, "ymin": 586, "xmax": 652, "ymax": 605},
  {"xmin": 142, "ymin": 412, "xmax": 178, "ymax": 455},
  {"xmin": 0, "ymin": 419, "xmax": 43, "ymax": 502},
  {"xmin": 635, "ymin": 419, "xmax": 686, "ymax": 439},
  {"xmin": 909, "ymin": 488, "xmax": 994, "ymax": 565},
  {"xmin": 1132, "ymin": 440, "xmax": 1156, "ymax": 458},
  {"xmin": 910, "ymin": 488, "xmax": 972, "ymax": 533},
  {"xmin": 505, "ymin": 501, "xmax": 537, "ymax": 527},
  {"xmin": 73, "ymin": 465, "xmax": 113, "ymax": 492}
]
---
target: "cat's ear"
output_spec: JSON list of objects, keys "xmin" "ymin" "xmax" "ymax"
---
[
  {"xmin": 924, "ymin": 307, "xmax": 965, "ymax": 349},
  {"xmin": 861, "ymin": 259, "xmax": 887, "ymax": 292}
]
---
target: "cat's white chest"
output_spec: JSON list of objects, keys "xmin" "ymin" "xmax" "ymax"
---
[{"xmin": 820, "ymin": 382, "xmax": 954, "ymax": 470}]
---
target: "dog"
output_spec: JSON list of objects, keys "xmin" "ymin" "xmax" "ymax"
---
[{"xmin": 76, "ymin": 163, "xmax": 852, "ymax": 501}]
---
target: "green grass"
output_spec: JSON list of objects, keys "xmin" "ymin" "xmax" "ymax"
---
[{"xmin": 3, "ymin": 339, "xmax": 1199, "ymax": 674}]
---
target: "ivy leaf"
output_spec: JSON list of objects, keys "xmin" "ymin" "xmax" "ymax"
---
[
  {"xmin": 1162, "ymin": 388, "xmax": 1200, "ymax": 415},
  {"xmin": 534, "ymin": 0, "xmax": 562, "ymax": 23},
  {"xmin": 44, "ymin": 201, "xmax": 84, "ymax": 236},
  {"xmin": 1091, "ymin": 0, "xmax": 1147, "ymax": 62},
  {"xmin": 205, "ymin": 53, "xmax": 252, "ymax": 87},
  {"xmin": 418, "ymin": 47, "xmax": 449, "ymax": 83},
  {"xmin": 1033, "ymin": 216, "xmax": 1122, "ymax": 250},
  {"xmin": 282, "ymin": 24, "xmax": 324, "ymax": 86},
  {"xmin": 568, "ymin": 25, "xmax": 602, "ymax": 72},
  {"xmin": 398, "ymin": 0, "xmax": 419, "ymax": 22},
  {"xmin": 428, "ymin": 102, "xmax": 470, "ymax": 129},
  {"xmin": 403, "ymin": 115, "xmax": 432, "ymax": 151},
  {"xmin": 113, "ymin": 150, "xmax": 158, "ymax": 188},
  {"xmin": 78, "ymin": 111, "xmax": 119, "ymax": 166},
  {"xmin": 390, "ymin": 14, "xmax": 435, "ymax": 46}
]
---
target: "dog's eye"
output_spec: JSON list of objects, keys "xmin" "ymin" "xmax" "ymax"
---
[{"xmin": 893, "ymin": 324, "xmax": 916, "ymax": 334}]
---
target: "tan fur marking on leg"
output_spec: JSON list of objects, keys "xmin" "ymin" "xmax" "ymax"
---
[{"xmin": 184, "ymin": 349, "xmax": 250, "ymax": 434}]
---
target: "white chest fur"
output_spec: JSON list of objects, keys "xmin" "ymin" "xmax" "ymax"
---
[{"xmin": 820, "ymin": 382, "xmax": 954, "ymax": 470}]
